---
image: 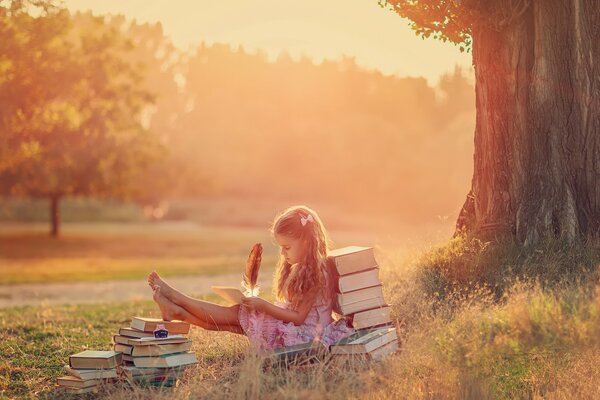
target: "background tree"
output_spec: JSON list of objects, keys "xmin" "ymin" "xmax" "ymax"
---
[
  {"xmin": 0, "ymin": 1, "xmax": 163, "ymax": 236},
  {"xmin": 382, "ymin": 0, "xmax": 600, "ymax": 245}
]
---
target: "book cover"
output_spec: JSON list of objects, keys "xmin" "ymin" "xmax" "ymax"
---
[
  {"xmin": 331, "ymin": 327, "xmax": 397, "ymax": 355},
  {"xmin": 271, "ymin": 341, "xmax": 329, "ymax": 366},
  {"xmin": 118, "ymin": 327, "xmax": 154, "ymax": 338},
  {"xmin": 335, "ymin": 268, "xmax": 381, "ymax": 293},
  {"xmin": 113, "ymin": 343, "xmax": 133, "ymax": 356},
  {"xmin": 130, "ymin": 317, "xmax": 190, "ymax": 334},
  {"xmin": 63, "ymin": 365, "xmax": 117, "ymax": 380},
  {"xmin": 69, "ymin": 350, "xmax": 122, "ymax": 369},
  {"xmin": 348, "ymin": 306, "xmax": 392, "ymax": 330},
  {"xmin": 56, "ymin": 375, "xmax": 99, "ymax": 389},
  {"xmin": 328, "ymin": 246, "xmax": 377, "ymax": 275},
  {"xmin": 332, "ymin": 339, "xmax": 399, "ymax": 363},
  {"xmin": 336, "ymin": 285, "xmax": 384, "ymax": 305},
  {"xmin": 61, "ymin": 386, "xmax": 99, "ymax": 394},
  {"xmin": 334, "ymin": 296, "xmax": 387, "ymax": 315},
  {"xmin": 131, "ymin": 341, "xmax": 193, "ymax": 357},
  {"xmin": 119, "ymin": 365, "xmax": 189, "ymax": 379},
  {"xmin": 132, "ymin": 351, "xmax": 198, "ymax": 368},
  {"xmin": 122, "ymin": 335, "xmax": 189, "ymax": 346}
]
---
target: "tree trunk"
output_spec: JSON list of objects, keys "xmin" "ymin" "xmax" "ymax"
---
[
  {"xmin": 50, "ymin": 195, "xmax": 60, "ymax": 238},
  {"xmin": 456, "ymin": 0, "xmax": 600, "ymax": 246}
]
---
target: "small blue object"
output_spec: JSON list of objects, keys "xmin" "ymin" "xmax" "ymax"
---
[{"xmin": 153, "ymin": 324, "xmax": 169, "ymax": 338}]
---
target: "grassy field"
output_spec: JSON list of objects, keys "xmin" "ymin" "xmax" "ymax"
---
[
  {"xmin": 0, "ymin": 221, "xmax": 391, "ymax": 285},
  {"xmin": 0, "ymin": 222, "xmax": 281, "ymax": 285},
  {"xmin": 3, "ymin": 222, "xmax": 599, "ymax": 398},
  {"xmin": 2, "ymin": 237, "xmax": 600, "ymax": 399}
]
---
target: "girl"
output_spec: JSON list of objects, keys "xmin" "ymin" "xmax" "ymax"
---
[{"xmin": 147, "ymin": 205, "xmax": 353, "ymax": 350}]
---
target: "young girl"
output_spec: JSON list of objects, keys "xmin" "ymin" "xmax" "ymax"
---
[{"xmin": 147, "ymin": 205, "xmax": 353, "ymax": 350}]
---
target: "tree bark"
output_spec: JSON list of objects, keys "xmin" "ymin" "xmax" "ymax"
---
[
  {"xmin": 50, "ymin": 195, "xmax": 60, "ymax": 238},
  {"xmin": 456, "ymin": 0, "xmax": 600, "ymax": 246}
]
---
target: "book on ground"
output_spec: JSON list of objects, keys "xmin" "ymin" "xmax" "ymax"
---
[
  {"xmin": 347, "ymin": 306, "xmax": 392, "ymax": 330},
  {"xmin": 115, "ymin": 335, "xmax": 188, "ymax": 346},
  {"xmin": 334, "ymin": 296, "xmax": 387, "ymax": 315},
  {"xmin": 328, "ymin": 246, "xmax": 377, "ymax": 275},
  {"xmin": 132, "ymin": 351, "xmax": 198, "ymax": 368},
  {"xmin": 272, "ymin": 340, "xmax": 328, "ymax": 362},
  {"xmin": 118, "ymin": 327, "xmax": 155, "ymax": 338},
  {"xmin": 56, "ymin": 375, "xmax": 100, "ymax": 389},
  {"xmin": 61, "ymin": 386, "xmax": 99, "ymax": 394},
  {"xmin": 366, "ymin": 339, "xmax": 398, "ymax": 360},
  {"xmin": 63, "ymin": 365, "xmax": 118, "ymax": 380},
  {"xmin": 114, "ymin": 341, "xmax": 192, "ymax": 357},
  {"xmin": 336, "ymin": 285, "xmax": 384, "ymax": 306},
  {"xmin": 332, "ymin": 339, "xmax": 399, "ymax": 362},
  {"xmin": 211, "ymin": 286, "xmax": 246, "ymax": 305},
  {"xmin": 334, "ymin": 268, "xmax": 380, "ymax": 293},
  {"xmin": 130, "ymin": 317, "xmax": 190, "ymax": 334},
  {"xmin": 114, "ymin": 343, "xmax": 133, "ymax": 356},
  {"xmin": 119, "ymin": 365, "xmax": 189, "ymax": 380},
  {"xmin": 331, "ymin": 327, "xmax": 397, "ymax": 355},
  {"xmin": 69, "ymin": 350, "xmax": 122, "ymax": 369}
]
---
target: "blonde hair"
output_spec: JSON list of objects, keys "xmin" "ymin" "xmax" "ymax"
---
[{"xmin": 271, "ymin": 205, "xmax": 332, "ymax": 309}]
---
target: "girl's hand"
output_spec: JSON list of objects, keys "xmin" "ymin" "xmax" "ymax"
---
[{"xmin": 242, "ymin": 296, "xmax": 267, "ymax": 312}]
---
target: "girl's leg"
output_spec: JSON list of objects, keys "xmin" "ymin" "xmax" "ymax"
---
[
  {"xmin": 148, "ymin": 272, "xmax": 241, "ymax": 326},
  {"xmin": 153, "ymin": 287, "xmax": 243, "ymax": 334}
]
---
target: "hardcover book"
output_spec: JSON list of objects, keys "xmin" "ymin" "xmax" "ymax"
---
[
  {"xmin": 132, "ymin": 351, "xmax": 198, "ymax": 368},
  {"xmin": 330, "ymin": 327, "xmax": 397, "ymax": 355},
  {"xmin": 130, "ymin": 317, "xmax": 190, "ymax": 334},
  {"xmin": 328, "ymin": 246, "xmax": 378, "ymax": 275},
  {"xmin": 69, "ymin": 350, "xmax": 122, "ymax": 370},
  {"xmin": 334, "ymin": 268, "xmax": 380, "ymax": 293}
]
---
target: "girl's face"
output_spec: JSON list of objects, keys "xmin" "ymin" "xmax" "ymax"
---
[{"xmin": 275, "ymin": 233, "xmax": 306, "ymax": 265}]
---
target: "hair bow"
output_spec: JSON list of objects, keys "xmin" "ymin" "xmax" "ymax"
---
[{"xmin": 300, "ymin": 214, "xmax": 314, "ymax": 226}]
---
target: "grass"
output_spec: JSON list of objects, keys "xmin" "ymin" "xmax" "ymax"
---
[
  {"xmin": 2, "ymin": 238, "xmax": 600, "ymax": 399},
  {"xmin": 0, "ymin": 222, "xmax": 278, "ymax": 284},
  {"xmin": 0, "ymin": 221, "xmax": 384, "ymax": 285}
]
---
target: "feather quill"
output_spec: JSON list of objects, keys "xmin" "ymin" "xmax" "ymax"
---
[{"xmin": 242, "ymin": 242, "xmax": 262, "ymax": 297}]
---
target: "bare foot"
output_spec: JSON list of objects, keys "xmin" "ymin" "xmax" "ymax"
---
[
  {"xmin": 152, "ymin": 286, "xmax": 184, "ymax": 322},
  {"xmin": 147, "ymin": 271, "xmax": 177, "ymax": 301}
]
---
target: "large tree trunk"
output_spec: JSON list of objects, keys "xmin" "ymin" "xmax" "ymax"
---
[
  {"xmin": 456, "ymin": 0, "xmax": 600, "ymax": 246},
  {"xmin": 50, "ymin": 195, "xmax": 60, "ymax": 238}
]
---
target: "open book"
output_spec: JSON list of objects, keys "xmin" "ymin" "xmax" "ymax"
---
[{"xmin": 211, "ymin": 286, "xmax": 246, "ymax": 304}]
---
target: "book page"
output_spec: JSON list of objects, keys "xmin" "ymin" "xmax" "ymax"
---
[{"xmin": 211, "ymin": 286, "xmax": 246, "ymax": 305}]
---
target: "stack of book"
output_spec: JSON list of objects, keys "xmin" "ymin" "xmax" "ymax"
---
[
  {"xmin": 112, "ymin": 317, "xmax": 197, "ymax": 386},
  {"xmin": 328, "ymin": 246, "xmax": 398, "ymax": 360},
  {"xmin": 57, "ymin": 350, "xmax": 122, "ymax": 394}
]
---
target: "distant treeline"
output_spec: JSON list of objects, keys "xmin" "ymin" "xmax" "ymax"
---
[
  {"xmin": 1, "ymin": 7, "xmax": 475, "ymax": 227},
  {"xmin": 99, "ymin": 13, "xmax": 475, "ymax": 223}
]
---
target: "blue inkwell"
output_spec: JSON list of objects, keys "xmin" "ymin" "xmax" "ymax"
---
[{"xmin": 153, "ymin": 323, "xmax": 169, "ymax": 338}]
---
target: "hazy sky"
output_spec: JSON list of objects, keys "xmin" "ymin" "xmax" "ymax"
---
[{"xmin": 63, "ymin": 0, "xmax": 472, "ymax": 83}]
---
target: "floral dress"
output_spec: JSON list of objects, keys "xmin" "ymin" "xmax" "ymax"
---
[{"xmin": 238, "ymin": 291, "xmax": 354, "ymax": 351}]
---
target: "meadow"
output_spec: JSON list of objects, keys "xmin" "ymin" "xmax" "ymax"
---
[
  {"xmin": 0, "ymin": 222, "xmax": 282, "ymax": 285},
  {"xmin": 2, "ymin": 222, "xmax": 600, "ymax": 399}
]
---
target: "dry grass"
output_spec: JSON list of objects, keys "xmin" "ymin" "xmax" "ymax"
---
[{"xmin": 3, "ymin": 236, "xmax": 600, "ymax": 399}]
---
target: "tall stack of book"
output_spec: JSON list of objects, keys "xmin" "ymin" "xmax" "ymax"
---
[
  {"xmin": 112, "ymin": 317, "xmax": 197, "ymax": 386},
  {"xmin": 328, "ymin": 246, "xmax": 398, "ymax": 361},
  {"xmin": 57, "ymin": 350, "xmax": 122, "ymax": 394}
]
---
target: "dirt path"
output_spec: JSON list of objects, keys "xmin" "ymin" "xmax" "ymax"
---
[{"xmin": 0, "ymin": 272, "xmax": 273, "ymax": 308}]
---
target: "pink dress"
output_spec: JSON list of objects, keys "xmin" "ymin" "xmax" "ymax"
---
[{"xmin": 238, "ymin": 291, "xmax": 354, "ymax": 351}]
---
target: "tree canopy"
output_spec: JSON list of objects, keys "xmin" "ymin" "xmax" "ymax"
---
[{"xmin": 0, "ymin": 1, "xmax": 162, "ymax": 202}]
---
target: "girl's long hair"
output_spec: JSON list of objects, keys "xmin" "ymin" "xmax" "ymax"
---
[{"xmin": 271, "ymin": 205, "xmax": 332, "ymax": 309}]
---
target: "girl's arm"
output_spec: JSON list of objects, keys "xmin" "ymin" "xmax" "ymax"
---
[{"xmin": 242, "ymin": 293, "xmax": 317, "ymax": 326}]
